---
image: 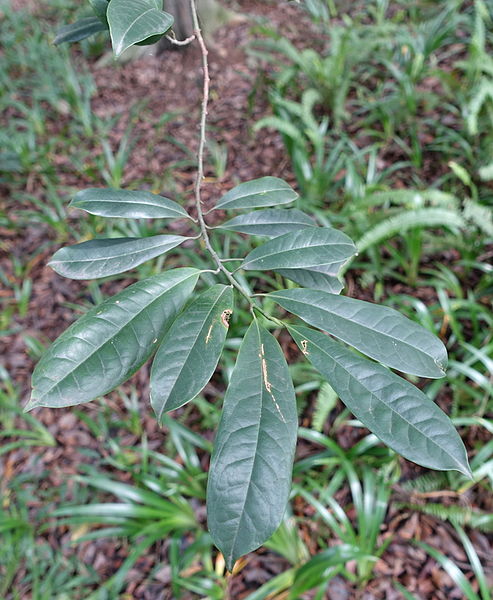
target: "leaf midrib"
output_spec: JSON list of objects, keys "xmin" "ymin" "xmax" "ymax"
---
[
  {"xmin": 74, "ymin": 196, "xmax": 186, "ymax": 215},
  {"xmin": 218, "ymin": 184, "xmax": 295, "ymax": 209},
  {"xmin": 50, "ymin": 236, "xmax": 185, "ymax": 265},
  {"xmin": 227, "ymin": 324, "xmax": 264, "ymax": 567},
  {"xmin": 244, "ymin": 241, "xmax": 354, "ymax": 268}
]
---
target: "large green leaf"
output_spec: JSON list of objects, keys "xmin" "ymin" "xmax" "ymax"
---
[
  {"xmin": 289, "ymin": 326, "xmax": 471, "ymax": 476},
  {"xmin": 242, "ymin": 228, "xmax": 356, "ymax": 274},
  {"xmin": 54, "ymin": 17, "xmax": 107, "ymax": 45},
  {"xmin": 27, "ymin": 269, "xmax": 200, "ymax": 411},
  {"xmin": 150, "ymin": 285, "xmax": 234, "ymax": 420},
  {"xmin": 270, "ymin": 289, "xmax": 447, "ymax": 378},
  {"xmin": 218, "ymin": 209, "xmax": 315, "ymax": 238},
  {"xmin": 49, "ymin": 235, "xmax": 188, "ymax": 280},
  {"xmin": 107, "ymin": 0, "xmax": 173, "ymax": 56},
  {"xmin": 275, "ymin": 269, "xmax": 343, "ymax": 294},
  {"xmin": 207, "ymin": 321, "xmax": 298, "ymax": 571},
  {"xmin": 70, "ymin": 188, "xmax": 190, "ymax": 220},
  {"xmin": 214, "ymin": 177, "xmax": 298, "ymax": 211}
]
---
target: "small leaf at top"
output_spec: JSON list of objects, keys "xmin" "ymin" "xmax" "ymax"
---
[
  {"xmin": 27, "ymin": 268, "xmax": 200, "ymax": 411},
  {"xmin": 70, "ymin": 188, "xmax": 190, "ymax": 220},
  {"xmin": 270, "ymin": 288, "xmax": 447, "ymax": 378},
  {"xmin": 289, "ymin": 325, "xmax": 471, "ymax": 476},
  {"xmin": 107, "ymin": 0, "xmax": 174, "ymax": 56},
  {"xmin": 242, "ymin": 228, "xmax": 356, "ymax": 274},
  {"xmin": 49, "ymin": 235, "xmax": 188, "ymax": 280},
  {"xmin": 54, "ymin": 17, "xmax": 107, "ymax": 45},
  {"xmin": 207, "ymin": 320, "xmax": 298, "ymax": 572},
  {"xmin": 213, "ymin": 177, "xmax": 298, "ymax": 211},
  {"xmin": 150, "ymin": 285, "xmax": 234, "ymax": 420},
  {"xmin": 217, "ymin": 208, "xmax": 315, "ymax": 237}
]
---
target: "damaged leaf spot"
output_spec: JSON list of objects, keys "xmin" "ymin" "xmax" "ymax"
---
[
  {"xmin": 221, "ymin": 309, "xmax": 233, "ymax": 328},
  {"xmin": 205, "ymin": 323, "xmax": 214, "ymax": 344},
  {"xmin": 259, "ymin": 343, "xmax": 286, "ymax": 423},
  {"xmin": 301, "ymin": 340, "xmax": 309, "ymax": 355}
]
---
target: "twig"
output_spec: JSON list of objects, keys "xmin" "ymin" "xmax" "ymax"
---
[
  {"xmin": 189, "ymin": 0, "xmax": 255, "ymax": 307},
  {"xmin": 165, "ymin": 33, "xmax": 196, "ymax": 46}
]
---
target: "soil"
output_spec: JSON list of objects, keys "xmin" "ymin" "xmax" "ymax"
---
[{"xmin": 1, "ymin": 1, "xmax": 492, "ymax": 599}]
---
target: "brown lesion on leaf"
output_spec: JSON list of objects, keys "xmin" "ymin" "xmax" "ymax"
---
[
  {"xmin": 259, "ymin": 343, "xmax": 286, "ymax": 423},
  {"xmin": 220, "ymin": 309, "xmax": 233, "ymax": 328},
  {"xmin": 301, "ymin": 340, "xmax": 309, "ymax": 355},
  {"xmin": 205, "ymin": 323, "xmax": 214, "ymax": 344}
]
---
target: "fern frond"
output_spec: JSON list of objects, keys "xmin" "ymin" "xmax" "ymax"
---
[
  {"xmin": 356, "ymin": 208, "xmax": 465, "ymax": 256},
  {"xmin": 401, "ymin": 472, "xmax": 449, "ymax": 493},
  {"xmin": 463, "ymin": 198, "xmax": 493, "ymax": 237},
  {"xmin": 397, "ymin": 502, "xmax": 493, "ymax": 532}
]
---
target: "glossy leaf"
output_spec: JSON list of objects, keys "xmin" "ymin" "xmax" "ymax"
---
[
  {"xmin": 27, "ymin": 269, "xmax": 200, "ymax": 411},
  {"xmin": 107, "ymin": 0, "xmax": 174, "ymax": 56},
  {"xmin": 54, "ymin": 17, "xmax": 107, "ymax": 45},
  {"xmin": 242, "ymin": 228, "xmax": 356, "ymax": 275},
  {"xmin": 275, "ymin": 269, "xmax": 343, "ymax": 294},
  {"xmin": 214, "ymin": 177, "xmax": 298, "ymax": 211},
  {"xmin": 270, "ymin": 289, "xmax": 447, "ymax": 378},
  {"xmin": 49, "ymin": 235, "xmax": 188, "ymax": 280},
  {"xmin": 70, "ymin": 188, "xmax": 190, "ymax": 220},
  {"xmin": 218, "ymin": 208, "xmax": 315, "ymax": 238},
  {"xmin": 150, "ymin": 285, "xmax": 234, "ymax": 420},
  {"xmin": 289, "ymin": 325, "xmax": 470, "ymax": 476},
  {"xmin": 207, "ymin": 321, "xmax": 298, "ymax": 571}
]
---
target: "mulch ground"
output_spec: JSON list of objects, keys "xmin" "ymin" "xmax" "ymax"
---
[{"xmin": 1, "ymin": 1, "xmax": 492, "ymax": 598}]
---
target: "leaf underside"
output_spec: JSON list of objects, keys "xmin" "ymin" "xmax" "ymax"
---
[
  {"xmin": 150, "ymin": 284, "xmax": 234, "ymax": 420},
  {"xmin": 49, "ymin": 234, "xmax": 188, "ymax": 280},
  {"xmin": 28, "ymin": 268, "xmax": 200, "ymax": 411},
  {"xmin": 207, "ymin": 321, "xmax": 298, "ymax": 571},
  {"xmin": 218, "ymin": 208, "xmax": 316, "ymax": 237},
  {"xmin": 269, "ymin": 288, "xmax": 447, "ymax": 378},
  {"xmin": 242, "ymin": 228, "xmax": 356, "ymax": 274},
  {"xmin": 289, "ymin": 325, "xmax": 471, "ymax": 476},
  {"xmin": 70, "ymin": 188, "xmax": 190, "ymax": 220},
  {"xmin": 214, "ymin": 177, "xmax": 298, "ymax": 210}
]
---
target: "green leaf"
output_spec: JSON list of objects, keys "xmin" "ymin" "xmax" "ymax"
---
[
  {"xmin": 269, "ymin": 289, "xmax": 447, "ymax": 378},
  {"xmin": 242, "ymin": 228, "xmax": 356, "ymax": 275},
  {"xmin": 207, "ymin": 321, "xmax": 298, "ymax": 571},
  {"xmin": 89, "ymin": 0, "xmax": 109, "ymax": 23},
  {"xmin": 150, "ymin": 285, "xmax": 234, "ymax": 419},
  {"xmin": 107, "ymin": 0, "xmax": 174, "ymax": 56},
  {"xmin": 54, "ymin": 17, "xmax": 107, "ymax": 45},
  {"xmin": 214, "ymin": 177, "xmax": 298, "ymax": 211},
  {"xmin": 27, "ymin": 268, "xmax": 200, "ymax": 411},
  {"xmin": 70, "ymin": 188, "xmax": 190, "ymax": 220},
  {"xmin": 49, "ymin": 235, "xmax": 188, "ymax": 280},
  {"xmin": 289, "ymin": 325, "xmax": 471, "ymax": 476},
  {"xmin": 275, "ymin": 269, "xmax": 343, "ymax": 294},
  {"xmin": 217, "ymin": 208, "xmax": 315, "ymax": 237}
]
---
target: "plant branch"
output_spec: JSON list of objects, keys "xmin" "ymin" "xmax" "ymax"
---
[
  {"xmin": 189, "ymin": 0, "xmax": 255, "ymax": 307},
  {"xmin": 165, "ymin": 32, "xmax": 196, "ymax": 46}
]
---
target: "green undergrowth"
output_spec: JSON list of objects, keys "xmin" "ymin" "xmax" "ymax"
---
[{"xmin": 1, "ymin": 0, "xmax": 492, "ymax": 598}]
